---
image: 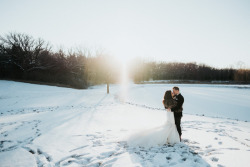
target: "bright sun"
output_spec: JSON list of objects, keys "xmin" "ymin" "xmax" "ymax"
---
[
  {"xmin": 118, "ymin": 58, "xmax": 130, "ymax": 101},
  {"xmin": 116, "ymin": 55, "xmax": 130, "ymax": 84}
]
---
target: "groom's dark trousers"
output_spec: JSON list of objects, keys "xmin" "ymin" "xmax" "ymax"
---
[
  {"xmin": 171, "ymin": 93, "xmax": 184, "ymax": 137},
  {"xmin": 174, "ymin": 116, "xmax": 182, "ymax": 137}
]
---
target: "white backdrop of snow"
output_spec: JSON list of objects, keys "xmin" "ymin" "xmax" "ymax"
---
[{"xmin": 0, "ymin": 80, "xmax": 250, "ymax": 167}]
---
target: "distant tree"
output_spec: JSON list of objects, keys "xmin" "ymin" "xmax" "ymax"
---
[
  {"xmin": 1, "ymin": 32, "xmax": 249, "ymax": 88},
  {"xmin": 0, "ymin": 32, "xmax": 52, "ymax": 73},
  {"xmin": 127, "ymin": 58, "xmax": 248, "ymax": 83}
]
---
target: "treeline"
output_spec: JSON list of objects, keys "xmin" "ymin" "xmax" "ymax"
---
[
  {"xmin": 128, "ymin": 59, "xmax": 250, "ymax": 83},
  {"xmin": 1, "ymin": 32, "xmax": 249, "ymax": 89},
  {"xmin": 0, "ymin": 32, "xmax": 120, "ymax": 89}
]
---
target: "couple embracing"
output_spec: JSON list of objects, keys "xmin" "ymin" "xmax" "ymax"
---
[
  {"xmin": 163, "ymin": 86, "xmax": 184, "ymax": 142},
  {"xmin": 127, "ymin": 87, "xmax": 184, "ymax": 148}
]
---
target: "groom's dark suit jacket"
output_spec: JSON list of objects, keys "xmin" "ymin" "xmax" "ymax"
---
[{"xmin": 171, "ymin": 93, "xmax": 184, "ymax": 118}]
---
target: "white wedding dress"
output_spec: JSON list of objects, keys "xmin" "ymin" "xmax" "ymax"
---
[{"xmin": 126, "ymin": 111, "xmax": 180, "ymax": 148}]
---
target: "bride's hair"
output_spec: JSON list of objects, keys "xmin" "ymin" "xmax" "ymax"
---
[
  {"xmin": 163, "ymin": 90, "xmax": 176, "ymax": 109},
  {"xmin": 164, "ymin": 90, "xmax": 172, "ymax": 100}
]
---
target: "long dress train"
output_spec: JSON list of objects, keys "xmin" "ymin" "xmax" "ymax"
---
[{"xmin": 126, "ymin": 111, "xmax": 180, "ymax": 148}]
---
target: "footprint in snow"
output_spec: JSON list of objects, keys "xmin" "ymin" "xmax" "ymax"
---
[
  {"xmin": 179, "ymin": 157, "xmax": 187, "ymax": 162},
  {"xmin": 225, "ymin": 148, "xmax": 240, "ymax": 150},
  {"xmin": 69, "ymin": 145, "xmax": 88, "ymax": 152},
  {"xmin": 100, "ymin": 151, "xmax": 115, "ymax": 157},
  {"xmin": 210, "ymin": 157, "xmax": 219, "ymax": 162}
]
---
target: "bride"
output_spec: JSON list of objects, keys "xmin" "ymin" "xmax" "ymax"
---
[{"xmin": 126, "ymin": 90, "xmax": 180, "ymax": 148}]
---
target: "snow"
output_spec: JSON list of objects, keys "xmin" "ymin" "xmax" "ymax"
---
[
  {"xmin": 0, "ymin": 148, "xmax": 37, "ymax": 167},
  {"xmin": 0, "ymin": 80, "xmax": 250, "ymax": 167},
  {"xmin": 122, "ymin": 83, "xmax": 250, "ymax": 121}
]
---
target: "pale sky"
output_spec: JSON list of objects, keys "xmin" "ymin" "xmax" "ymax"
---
[{"xmin": 0, "ymin": 0, "xmax": 250, "ymax": 68}]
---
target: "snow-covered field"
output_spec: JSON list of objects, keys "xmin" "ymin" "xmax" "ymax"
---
[
  {"xmin": 0, "ymin": 80, "xmax": 250, "ymax": 167},
  {"xmin": 123, "ymin": 83, "xmax": 250, "ymax": 122}
]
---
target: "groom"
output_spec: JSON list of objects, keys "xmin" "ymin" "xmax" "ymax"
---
[{"xmin": 171, "ymin": 87, "xmax": 184, "ymax": 141}]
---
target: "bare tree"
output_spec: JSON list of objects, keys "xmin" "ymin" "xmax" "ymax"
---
[{"xmin": 0, "ymin": 32, "xmax": 52, "ymax": 72}]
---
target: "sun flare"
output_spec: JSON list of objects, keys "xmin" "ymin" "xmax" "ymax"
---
[{"xmin": 119, "ymin": 61, "xmax": 129, "ymax": 102}]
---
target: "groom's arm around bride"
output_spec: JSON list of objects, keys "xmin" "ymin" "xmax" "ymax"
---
[{"xmin": 171, "ymin": 94, "xmax": 184, "ymax": 117}]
